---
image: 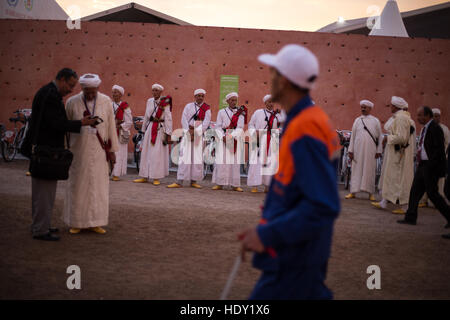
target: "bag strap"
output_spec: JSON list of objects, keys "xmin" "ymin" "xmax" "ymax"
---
[{"xmin": 360, "ymin": 118, "xmax": 378, "ymax": 146}]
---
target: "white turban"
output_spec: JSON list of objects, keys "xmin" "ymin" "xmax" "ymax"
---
[
  {"xmin": 226, "ymin": 92, "xmax": 238, "ymax": 100},
  {"xmin": 194, "ymin": 89, "xmax": 206, "ymax": 96},
  {"xmin": 263, "ymin": 94, "xmax": 272, "ymax": 103},
  {"xmin": 112, "ymin": 85, "xmax": 124, "ymax": 95},
  {"xmin": 360, "ymin": 99, "xmax": 374, "ymax": 108},
  {"xmin": 79, "ymin": 74, "xmax": 101, "ymax": 88},
  {"xmin": 152, "ymin": 83, "xmax": 164, "ymax": 91},
  {"xmin": 432, "ymin": 108, "xmax": 441, "ymax": 115},
  {"xmin": 391, "ymin": 96, "xmax": 408, "ymax": 109}
]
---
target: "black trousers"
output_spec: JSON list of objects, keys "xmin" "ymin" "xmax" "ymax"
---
[{"xmin": 405, "ymin": 161, "xmax": 450, "ymax": 223}]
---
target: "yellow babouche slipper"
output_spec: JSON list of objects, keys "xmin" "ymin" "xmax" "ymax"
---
[
  {"xmin": 369, "ymin": 194, "xmax": 376, "ymax": 201},
  {"xmin": 345, "ymin": 193, "xmax": 355, "ymax": 199},
  {"xmin": 69, "ymin": 228, "xmax": 81, "ymax": 234},
  {"xmin": 190, "ymin": 183, "xmax": 202, "ymax": 189},
  {"xmin": 153, "ymin": 179, "xmax": 161, "ymax": 186},
  {"xmin": 133, "ymin": 178, "xmax": 148, "ymax": 183},
  {"xmin": 392, "ymin": 209, "xmax": 406, "ymax": 215},
  {"xmin": 418, "ymin": 203, "xmax": 428, "ymax": 208},
  {"xmin": 111, "ymin": 176, "xmax": 120, "ymax": 181},
  {"xmin": 90, "ymin": 227, "xmax": 106, "ymax": 234},
  {"xmin": 233, "ymin": 187, "xmax": 244, "ymax": 192},
  {"xmin": 212, "ymin": 185, "xmax": 223, "ymax": 190},
  {"xmin": 167, "ymin": 183, "xmax": 182, "ymax": 188},
  {"xmin": 251, "ymin": 187, "xmax": 258, "ymax": 193},
  {"xmin": 371, "ymin": 202, "xmax": 383, "ymax": 209}
]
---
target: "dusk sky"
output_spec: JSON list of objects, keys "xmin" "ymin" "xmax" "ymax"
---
[{"xmin": 56, "ymin": 0, "xmax": 448, "ymax": 31}]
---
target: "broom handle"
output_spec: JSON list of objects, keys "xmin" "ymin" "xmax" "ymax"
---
[{"xmin": 220, "ymin": 256, "xmax": 242, "ymax": 300}]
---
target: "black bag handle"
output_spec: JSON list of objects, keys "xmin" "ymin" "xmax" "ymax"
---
[{"xmin": 360, "ymin": 118, "xmax": 379, "ymax": 146}]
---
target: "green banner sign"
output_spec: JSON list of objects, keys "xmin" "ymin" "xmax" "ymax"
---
[{"xmin": 219, "ymin": 75, "xmax": 239, "ymax": 109}]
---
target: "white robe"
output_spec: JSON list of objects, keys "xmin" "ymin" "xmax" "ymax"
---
[
  {"xmin": 247, "ymin": 108, "xmax": 281, "ymax": 187},
  {"xmin": 139, "ymin": 97, "xmax": 173, "ymax": 180},
  {"xmin": 112, "ymin": 101, "xmax": 133, "ymax": 177},
  {"xmin": 378, "ymin": 110, "xmax": 416, "ymax": 205},
  {"xmin": 64, "ymin": 92, "xmax": 119, "ymax": 228},
  {"xmin": 348, "ymin": 114, "xmax": 383, "ymax": 194},
  {"xmin": 212, "ymin": 107, "xmax": 245, "ymax": 187},
  {"xmin": 177, "ymin": 102, "xmax": 211, "ymax": 182}
]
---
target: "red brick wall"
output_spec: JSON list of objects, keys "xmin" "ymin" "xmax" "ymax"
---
[{"xmin": 1, "ymin": 20, "xmax": 449, "ymax": 145}]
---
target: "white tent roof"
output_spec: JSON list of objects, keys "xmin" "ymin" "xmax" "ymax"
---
[
  {"xmin": 369, "ymin": 0, "xmax": 409, "ymax": 37},
  {"xmin": 0, "ymin": 0, "xmax": 68, "ymax": 20}
]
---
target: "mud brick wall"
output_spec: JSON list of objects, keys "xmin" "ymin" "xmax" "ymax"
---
[{"xmin": 1, "ymin": 20, "xmax": 449, "ymax": 151}]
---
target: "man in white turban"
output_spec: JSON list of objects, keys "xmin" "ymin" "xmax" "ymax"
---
[
  {"xmin": 419, "ymin": 107, "xmax": 450, "ymax": 207},
  {"xmin": 64, "ymin": 74, "xmax": 119, "ymax": 234},
  {"xmin": 372, "ymin": 96, "xmax": 416, "ymax": 214},
  {"xmin": 346, "ymin": 100, "xmax": 383, "ymax": 200},
  {"xmin": 111, "ymin": 85, "xmax": 133, "ymax": 181},
  {"xmin": 212, "ymin": 92, "xmax": 245, "ymax": 191},
  {"xmin": 168, "ymin": 89, "xmax": 211, "ymax": 188},
  {"xmin": 134, "ymin": 83, "xmax": 173, "ymax": 185},
  {"xmin": 247, "ymin": 94, "xmax": 282, "ymax": 193}
]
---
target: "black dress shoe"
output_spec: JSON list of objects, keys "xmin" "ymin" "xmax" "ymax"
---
[
  {"xmin": 33, "ymin": 233, "xmax": 60, "ymax": 241},
  {"xmin": 442, "ymin": 233, "xmax": 450, "ymax": 239},
  {"xmin": 49, "ymin": 228, "xmax": 59, "ymax": 233},
  {"xmin": 397, "ymin": 219, "xmax": 416, "ymax": 225}
]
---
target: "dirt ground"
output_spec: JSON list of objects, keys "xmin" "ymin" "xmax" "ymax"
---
[{"xmin": 0, "ymin": 160, "xmax": 449, "ymax": 300}]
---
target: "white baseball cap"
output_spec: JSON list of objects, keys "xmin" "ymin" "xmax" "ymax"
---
[{"xmin": 258, "ymin": 44, "xmax": 319, "ymax": 90}]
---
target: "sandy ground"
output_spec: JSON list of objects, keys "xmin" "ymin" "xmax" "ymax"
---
[{"xmin": 0, "ymin": 160, "xmax": 449, "ymax": 300}]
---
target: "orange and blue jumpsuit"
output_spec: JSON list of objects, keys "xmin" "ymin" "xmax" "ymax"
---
[{"xmin": 250, "ymin": 95, "xmax": 341, "ymax": 300}]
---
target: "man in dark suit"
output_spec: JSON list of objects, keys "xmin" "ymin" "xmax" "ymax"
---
[
  {"xmin": 398, "ymin": 106, "xmax": 450, "ymax": 230},
  {"xmin": 443, "ymin": 143, "xmax": 450, "ymax": 239},
  {"xmin": 25, "ymin": 68, "xmax": 97, "ymax": 241}
]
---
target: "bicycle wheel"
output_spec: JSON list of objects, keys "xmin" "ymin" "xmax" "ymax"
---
[{"xmin": 2, "ymin": 141, "xmax": 16, "ymax": 162}]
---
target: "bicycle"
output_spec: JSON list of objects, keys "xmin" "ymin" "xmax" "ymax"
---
[
  {"xmin": 132, "ymin": 116, "xmax": 145, "ymax": 172},
  {"xmin": 336, "ymin": 129, "xmax": 352, "ymax": 190},
  {"xmin": 2, "ymin": 109, "xmax": 32, "ymax": 162}
]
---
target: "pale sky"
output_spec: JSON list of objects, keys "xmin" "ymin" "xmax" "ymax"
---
[{"xmin": 56, "ymin": 0, "xmax": 448, "ymax": 31}]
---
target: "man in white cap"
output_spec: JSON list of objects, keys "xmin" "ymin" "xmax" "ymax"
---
[
  {"xmin": 238, "ymin": 44, "xmax": 340, "ymax": 299},
  {"xmin": 372, "ymin": 96, "xmax": 416, "ymax": 214},
  {"xmin": 419, "ymin": 107, "xmax": 449, "ymax": 207},
  {"xmin": 134, "ymin": 84, "xmax": 173, "ymax": 185},
  {"xmin": 345, "ymin": 100, "xmax": 383, "ymax": 200},
  {"xmin": 168, "ymin": 89, "xmax": 211, "ymax": 188},
  {"xmin": 211, "ymin": 92, "xmax": 245, "ymax": 192},
  {"xmin": 64, "ymin": 73, "xmax": 119, "ymax": 235},
  {"xmin": 247, "ymin": 94, "xmax": 282, "ymax": 193},
  {"xmin": 111, "ymin": 85, "xmax": 133, "ymax": 181}
]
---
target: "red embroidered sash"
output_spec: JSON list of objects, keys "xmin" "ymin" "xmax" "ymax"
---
[
  {"xmin": 197, "ymin": 103, "xmax": 210, "ymax": 121},
  {"xmin": 226, "ymin": 107, "xmax": 245, "ymax": 153},
  {"xmin": 150, "ymin": 96, "xmax": 172, "ymax": 145},
  {"xmin": 115, "ymin": 102, "xmax": 129, "ymax": 135}
]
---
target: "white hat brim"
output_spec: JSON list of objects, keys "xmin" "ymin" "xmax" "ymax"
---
[{"xmin": 258, "ymin": 54, "xmax": 277, "ymax": 68}]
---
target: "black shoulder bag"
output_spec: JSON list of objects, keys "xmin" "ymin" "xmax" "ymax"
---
[{"xmin": 29, "ymin": 96, "xmax": 74, "ymax": 180}]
